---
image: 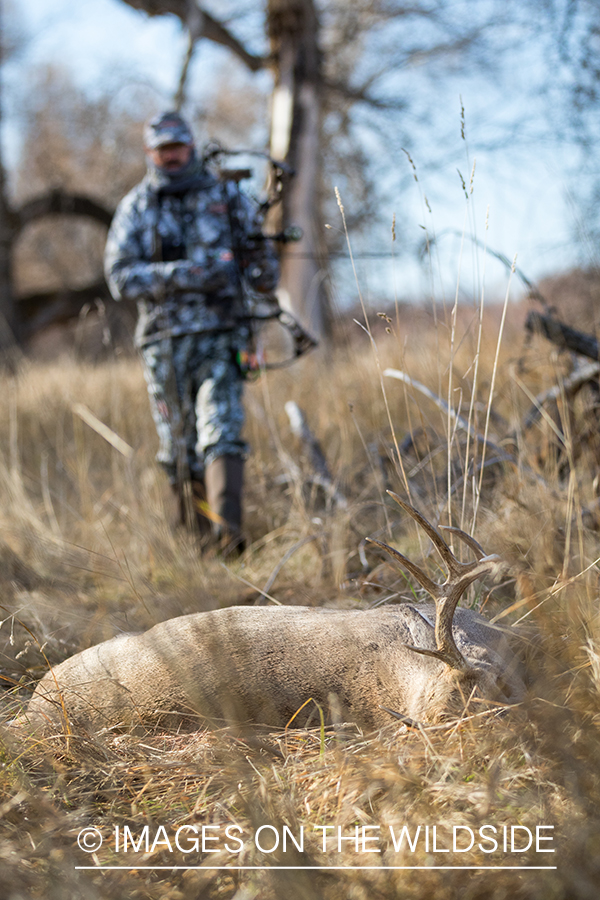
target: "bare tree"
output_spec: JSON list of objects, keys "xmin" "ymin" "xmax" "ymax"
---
[
  {"xmin": 0, "ymin": 58, "xmax": 116, "ymax": 350},
  {"xmin": 118, "ymin": 0, "xmax": 330, "ymax": 335},
  {"xmin": 0, "ymin": 0, "xmax": 554, "ymax": 350},
  {"xmin": 535, "ymin": 0, "xmax": 600, "ymax": 252},
  {"xmin": 0, "ymin": 138, "xmax": 17, "ymax": 355},
  {"xmin": 0, "ymin": 0, "xmax": 22, "ymax": 356},
  {"xmin": 117, "ymin": 0, "xmax": 501, "ymax": 338},
  {"xmin": 0, "ymin": 55, "xmax": 158, "ymax": 348},
  {"xmin": 266, "ymin": 0, "xmax": 326, "ymax": 335},
  {"xmin": 12, "ymin": 65, "xmax": 153, "ymax": 338}
]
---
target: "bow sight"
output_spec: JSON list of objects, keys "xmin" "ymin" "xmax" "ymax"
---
[{"xmin": 202, "ymin": 143, "xmax": 318, "ymax": 370}]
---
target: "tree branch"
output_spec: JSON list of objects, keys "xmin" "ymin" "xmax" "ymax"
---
[
  {"xmin": 526, "ymin": 310, "xmax": 600, "ymax": 361},
  {"xmin": 16, "ymin": 190, "xmax": 114, "ymax": 233},
  {"xmin": 324, "ymin": 77, "xmax": 408, "ymax": 110},
  {"xmin": 17, "ymin": 280, "xmax": 113, "ymax": 338},
  {"xmin": 120, "ymin": 0, "xmax": 266, "ymax": 72}
]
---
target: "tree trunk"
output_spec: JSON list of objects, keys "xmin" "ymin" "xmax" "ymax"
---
[
  {"xmin": 0, "ymin": 2, "xmax": 18, "ymax": 360},
  {"xmin": 0, "ymin": 159, "xmax": 18, "ymax": 355},
  {"xmin": 267, "ymin": 0, "xmax": 329, "ymax": 339}
]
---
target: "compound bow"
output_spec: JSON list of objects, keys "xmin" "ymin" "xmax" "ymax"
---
[{"xmin": 202, "ymin": 142, "xmax": 319, "ymax": 371}]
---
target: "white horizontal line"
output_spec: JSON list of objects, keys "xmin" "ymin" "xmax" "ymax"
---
[{"xmin": 75, "ymin": 865, "xmax": 557, "ymax": 871}]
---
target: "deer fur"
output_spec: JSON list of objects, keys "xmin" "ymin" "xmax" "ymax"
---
[{"xmin": 18, "ymin": 496, "xmax": 526, "ymax": 735}]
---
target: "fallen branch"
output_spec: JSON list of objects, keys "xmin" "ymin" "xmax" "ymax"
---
[
  {"xmin": 526, "ymin": 310, "xmax": 599, "ymax": 361},
  {"xmin": 72, "ymin": 404, "xmax": 134, "ymax": 459},
  {"xmin": 285, "ymin": 401, "xmax": 347, "ymax": 509},
  {"xmin": 261, "ymin": 533, "xmax": 323, "ymax": 600},
  {"xmin": 385, "ymin": 368, "xmax": 550, "ymax": 496},
  {"xmin": 18, "ymin": 281, "xmax": 114, "ymax": 338},
  {"xmin": 384, "ymin": 368, "xmax": 512, "ymax": 463},
  {"xmin": 521, "ymin": 360, "xmax": 600, "ymax": 431}
]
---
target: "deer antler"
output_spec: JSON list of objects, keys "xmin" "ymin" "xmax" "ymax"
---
[{"xmin": 366, "ymin": 492, "xmax": 501, "ymax": 672}]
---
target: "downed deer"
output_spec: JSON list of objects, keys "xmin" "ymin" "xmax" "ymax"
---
[{"xmin": 17, "ymin": 495, "xmax": 526, "ymax": 735}]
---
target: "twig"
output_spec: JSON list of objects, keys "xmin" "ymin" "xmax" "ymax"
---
[
  {"xmin": 71, "ymin": 403, "xmax": 133, "ymax": 458},
  {"xmin": 219, "ymin": 562, "xmax": 282, "ymax": 606},
  {"xmin": 261, "ymin": 533, "xmax": 323, "ymax": 599},
  {"xmin": 285, "ymin": 401, "xmax": 347, "ymax": 509},
  {"xmin": 519, "ymin": 360, "xmax": 600, "ymax": 431},
  {"xmin": 384, "ymin": 368, "xmax": 510, "ymax": 462}
]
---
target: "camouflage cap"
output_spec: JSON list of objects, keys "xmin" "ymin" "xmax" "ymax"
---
[{"xmin": 144, "ymin": 111, "xmax": 194, "ymax": 149}]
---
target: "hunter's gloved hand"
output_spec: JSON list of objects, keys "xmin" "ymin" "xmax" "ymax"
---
[
  {"xmin": 169, "ymin": 259, "xmax": 238, "ymax": 293},
  {"xmin": 202, "ymin": 258, "xmax": 238, "ymax": 292}
]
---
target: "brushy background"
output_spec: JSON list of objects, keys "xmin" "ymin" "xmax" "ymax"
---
[{"xmin": 1, "ymin": 292, "xmax": 600, "ymax": 900}]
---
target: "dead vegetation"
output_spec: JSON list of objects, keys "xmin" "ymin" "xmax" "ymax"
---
[{"xmin": 1, "ymin": 297, "xmax": 600, "ymax": 898}]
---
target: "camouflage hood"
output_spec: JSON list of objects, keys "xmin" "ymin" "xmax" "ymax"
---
[{"xmin": 145, "ymin": 150, "xmax": 216, "ymax": 196}]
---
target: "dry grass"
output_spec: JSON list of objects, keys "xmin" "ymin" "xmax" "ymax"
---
[{"xmin": 1, "ymin": 298, "xmax": 600, "ymax": 899}]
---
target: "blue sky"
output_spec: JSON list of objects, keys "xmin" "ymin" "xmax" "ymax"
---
[
  {"xmin": 3, "ymin": 0, "xmax": 587, "ymax": 304},
  {"xmin": 8, "ymin": 0, "xmax": 190, "ymax": 98}
]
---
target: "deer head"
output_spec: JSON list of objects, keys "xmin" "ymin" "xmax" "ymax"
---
[{"xmin": 368, "ymin": 492, "xmax": 512, "ymax": 718}]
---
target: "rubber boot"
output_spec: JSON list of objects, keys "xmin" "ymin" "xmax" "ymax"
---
[{"xmin": 205, "ymin": 454, "xmax": 245, "ymax": 556}]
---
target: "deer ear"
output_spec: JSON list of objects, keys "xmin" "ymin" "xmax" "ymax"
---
[{"xmin": 402, "ymin": 605, "xmax": 437, "ymax": 651}]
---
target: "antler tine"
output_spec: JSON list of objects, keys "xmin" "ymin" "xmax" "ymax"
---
[
  {"xmin": 381, "ymin": 494, "xmax": 502, "ymax": 672},
  {"xmin": 387, "ymin": 492, "xmax": 462, "ymax": 576},
  {"xmin": 439, "ymin": 525, "xmax": 487, "ymax": 561},
  {"xmin": 368, "ymin": 497, "xmax": 502, "ymax": 672},
  {"xmin": 434, "ymin": 555, "xmax": 502, "ymax": 672},
  {"xmin": 366, "ymin": 538, "xmax": 440, "ymax": 597}
]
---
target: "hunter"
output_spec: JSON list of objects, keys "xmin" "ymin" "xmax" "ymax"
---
[{"xmin": 104, "ymin": 111, "xmax": 279, "ymax": 553}]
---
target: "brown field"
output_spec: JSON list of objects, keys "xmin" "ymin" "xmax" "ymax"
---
[{"xmin": 1, "ymin": 296, "xmax": 599, "ymax": 899}]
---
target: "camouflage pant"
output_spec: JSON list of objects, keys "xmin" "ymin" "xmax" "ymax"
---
[{"xmin": 140, "ymin": 331, "xmax": 248, "ymax": 483}]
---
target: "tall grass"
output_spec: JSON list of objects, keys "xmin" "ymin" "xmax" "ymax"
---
[{"xmin": 1, "ymin": 297, "xmax": 600, "ymax": 899}]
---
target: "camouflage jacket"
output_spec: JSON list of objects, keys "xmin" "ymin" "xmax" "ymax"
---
[{"xmin": 104, "ymin": 164, "xmax": 279, "ymax": 347}]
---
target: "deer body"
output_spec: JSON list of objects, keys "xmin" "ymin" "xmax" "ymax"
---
[
  {"xmin": 21, "ymin": 497, "xmax": 527, "ymax": 735},
  {"xmin": 24, "ymin": 602, "xmax": 524, "ymax": 734}
]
